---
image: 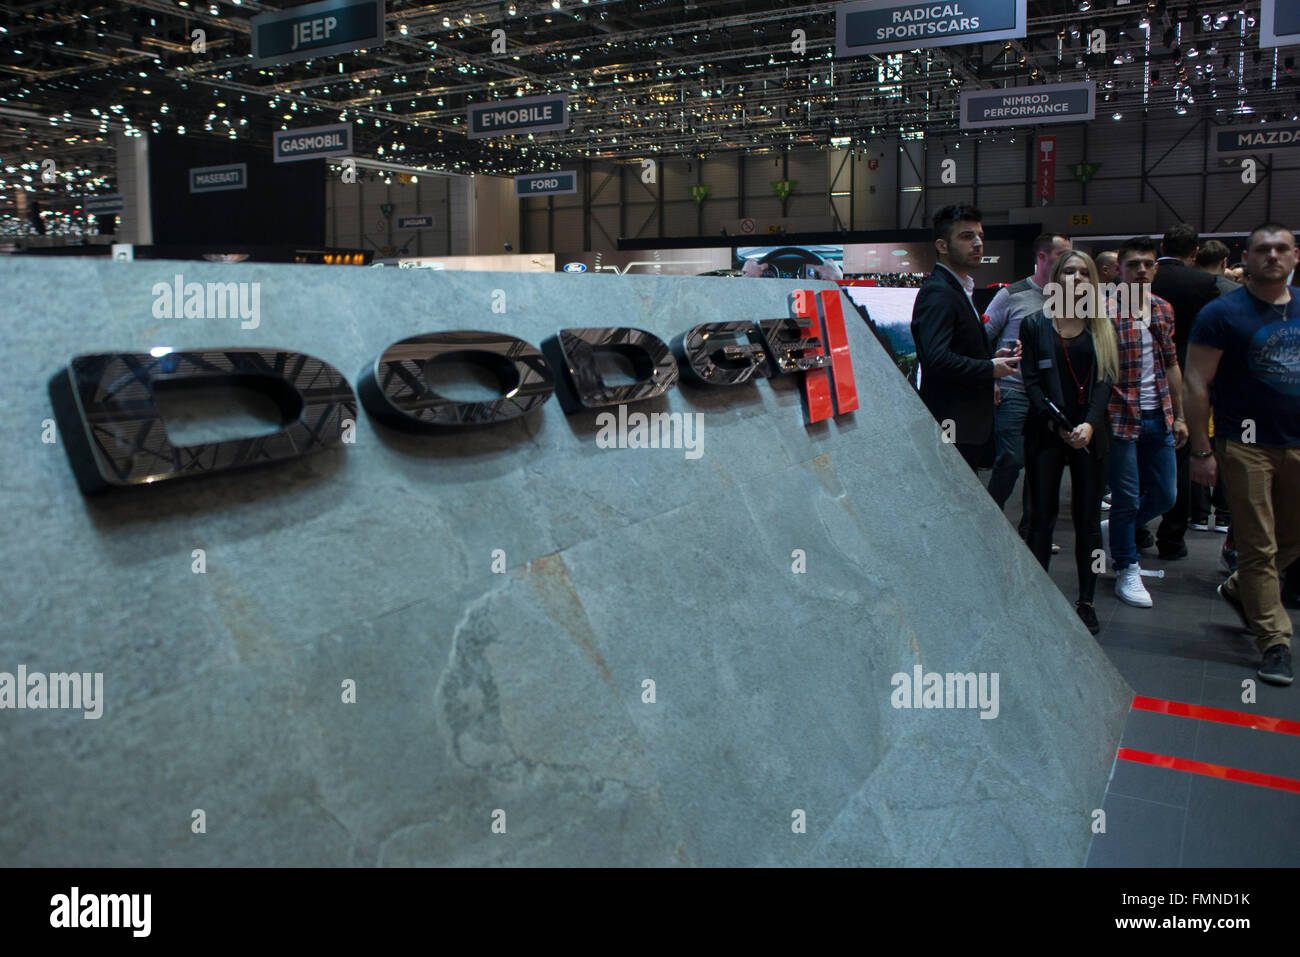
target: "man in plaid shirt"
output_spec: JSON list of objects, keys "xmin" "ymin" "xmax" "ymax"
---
[{"xmin": 1102, "ymin": 236, "xmax": 1189, "ymax": 607}]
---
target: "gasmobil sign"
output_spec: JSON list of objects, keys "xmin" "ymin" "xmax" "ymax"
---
[
  {"xmin": 273, "ymin": 123, "xmax": 353, "ymax": 163},
  {"xmin": 48, "ymin": 290, "xmax": 858, "ymax": 493}
]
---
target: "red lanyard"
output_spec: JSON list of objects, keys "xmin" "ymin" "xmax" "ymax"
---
[{"xmin": 1057, "ymin": 327, "xmax": 1093, "ymax": 405}]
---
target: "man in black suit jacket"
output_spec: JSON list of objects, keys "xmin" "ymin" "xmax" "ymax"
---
[
  {"xmin": 910, "ymin": 204, "xmax": 1021, "ymax": 471},
  {"xmin": 1152, "ymin": 224, "xmax": 1222, "ymax": 558}
]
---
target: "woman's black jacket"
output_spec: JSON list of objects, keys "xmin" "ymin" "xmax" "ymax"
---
[{"xmin": 1018, "ymin": 308, "xmax": 1114, "ymax": 460}]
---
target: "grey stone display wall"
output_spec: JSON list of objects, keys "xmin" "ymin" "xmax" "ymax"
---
[{"xmin": 0, "ymin": 260, "xmax": 1130, "ymax": 865}]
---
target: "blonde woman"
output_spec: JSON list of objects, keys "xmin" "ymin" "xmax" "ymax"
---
[{"xmin": 1019, "ymin": 250, "xmax": 1121, "ymax": 634}]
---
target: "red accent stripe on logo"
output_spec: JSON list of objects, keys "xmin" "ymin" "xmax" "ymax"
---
[
  {"xmin": 796, "ymin": 290, "xmax": 833, "ymax": 423},
  {"xmin": 818, "ymin": 289, "xmax": 859, "ymax": 416},
  {"xmin": 1116, "ymin": 748, "xmax": 1300, "ymax": 795},
  {"xmin": 1132, "ymin": 696, "xmax": 1300, "ymax": 736}
]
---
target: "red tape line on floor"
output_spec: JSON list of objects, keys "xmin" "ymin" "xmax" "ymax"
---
[
  {"xmin": 1131, "ymin": 695, "xmax": 1300, "ymax": 736},
  {"xmin": 1117, "ymin": 748, "xmax": 1300, "ymax": 795}
]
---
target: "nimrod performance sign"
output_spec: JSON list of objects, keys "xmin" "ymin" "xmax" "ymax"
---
[
  {"xmin": 466, "ymin": 94, "xmax": 570, "ymax": 139},
  {"xmin": 48, "ymin": 291, "xmax": 858, "ymax": 493},
  {"xmin": 273, "ymin": 123, "xmax": 353, "ymax": 163},
  {"xmin": 836, "ymin": 0, "xmax": 1025, "ymax": 56},
  {"xmin": 961, "ymin": 82, "xmax": 1095, "ymax": 129}
]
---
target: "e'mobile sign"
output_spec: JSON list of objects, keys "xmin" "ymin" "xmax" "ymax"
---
[
  {"xmin": 836, "ymin": 0, "xmax": 1026, "ymax": 56},
  {"xmin": 960, "ymin": 82, "xmax": 1095, "ymax": 129},
  {"xmin": 514, "ymin": 171, "xmax": 578, "ymax": 197},
  {"xmin": 273, "ymin": 123, "xmax": 353, "ymax": 163},
  {"xmin": 466, "ymin": 93, "xmax": 570, "ymax": 139}
]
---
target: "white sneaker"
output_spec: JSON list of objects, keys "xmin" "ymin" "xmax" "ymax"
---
[{"xmin": 1115, "ymin": 564, "xmax": 1153, "ymax": 607}]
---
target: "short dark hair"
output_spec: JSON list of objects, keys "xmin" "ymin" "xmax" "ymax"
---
[
  {"xmin": 1033, "ymin": 233, "xmax": 1067, "ymax": 258},
  {"xmin": 1195, "ymin": 239, "xmax": 1230, "ymax": 267},
  {"xmin": 1118, "ymin": 235, "xmax": 1158, "ymax": 263},
  {"xmin": 933, "ymin": 204, "xmax": 982, "ymax": 244},
  {"xmin": 1162, "ymin": 223, "xmax": 1199, "ymax": 258},
  {"xmin": 1246, "ymin": 222, "xmax": 1296, "ymax": 249}
]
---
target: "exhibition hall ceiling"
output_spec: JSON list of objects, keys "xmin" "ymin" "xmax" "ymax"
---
[{"xmin": 0, "ymin": 0, "xmax": 1294, "ymax": 195}]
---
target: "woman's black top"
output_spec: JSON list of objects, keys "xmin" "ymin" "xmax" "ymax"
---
[{"xmin": 1054, "ymin": 327, "xmax": 1095, "ymax": 425}]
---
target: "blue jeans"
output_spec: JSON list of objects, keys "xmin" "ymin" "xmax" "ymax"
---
[
  {"xmin": 1108, "ymin": 409, "xmax": 1178, "ymax": 569},
  {"xmin": 987, "ymin": 387, "xmax": 1028, "ymax": 516}
]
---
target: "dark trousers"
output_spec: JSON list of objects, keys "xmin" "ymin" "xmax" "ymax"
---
[
  {"xmin": 987, "ymin": 388, "xmax": 1031, "ymax": 535},
  {"xmin": 1190, "ymin": 474, "xmax": 1231, "ymax": 525},
  {"xmin": 1157, "ymin": 437, "xmax": 1191, "ymax": 548},
  {"xmin": 1287, "ymin": 557, "xmax": 1300, "ymax": 603},
  {"xmin": 957, "ymin": 435, "xmax": 994, "ymax": 473},
  {"xmin": 1026, "ymin": 433, "xmax": 1107, "ymax": 604}
]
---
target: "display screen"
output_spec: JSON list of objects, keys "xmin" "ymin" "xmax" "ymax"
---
[{"xmin": 841, "ymin": 283, "xmax": 921, "ymax": 382}]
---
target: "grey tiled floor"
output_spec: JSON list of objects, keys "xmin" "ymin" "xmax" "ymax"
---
[{"xmin": 998, "ymin": 474, "xmax": 1300, "ymax": 867}]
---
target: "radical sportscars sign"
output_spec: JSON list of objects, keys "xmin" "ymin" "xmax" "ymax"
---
[{"xmin": 49, "ymin": 290, "xmax": 858, "ymax": 494}]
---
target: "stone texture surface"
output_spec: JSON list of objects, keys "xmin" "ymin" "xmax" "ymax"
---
[{"xmin": 0, "ymin": 259, "xmax": 1131, "ymax": 866}]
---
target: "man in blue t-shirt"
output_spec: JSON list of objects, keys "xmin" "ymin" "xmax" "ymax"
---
[{"xmin": 1185, "ymin": 223, "xmax": 1300, "ymax": 686}]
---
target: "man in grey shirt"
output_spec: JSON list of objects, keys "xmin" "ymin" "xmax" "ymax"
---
[
  {"xmin": 983, "ymin": 232, "xmax": 1072, "ymax": 536},
  {"xmin": 1196, "ymin": 239, "xmax": 1243, "ymax": 298}
]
